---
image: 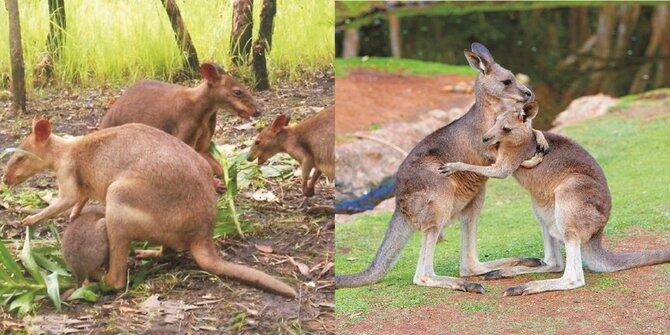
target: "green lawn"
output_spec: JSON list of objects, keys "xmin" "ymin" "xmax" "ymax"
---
[
  {"xmin": 335, "ymin": 93, "xmax": 670, "ymax": 317},
  {"xmin": 335, "ymin": 57, "xmax": 475, "ymax": 77}
]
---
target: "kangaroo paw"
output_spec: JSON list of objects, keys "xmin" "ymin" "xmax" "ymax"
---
[
  {"xmin": 483, "ymin": 269, "xmax": 505, "ymax": 280},
  {"xmin": 464, "ymin": 282, "xmax": 486, "ymax": 294}
]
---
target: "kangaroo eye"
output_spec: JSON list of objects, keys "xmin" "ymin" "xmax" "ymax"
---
[
  {"xmin": 502, "ymin": 79, "xmax": 512, "ymax": 86},
  {"xmin": 502, "ymin": 127, "xmax": 512, "ymax": 133},
  {"xmin": 233, "ymin": 89, "xmax": 243, "ymax": 97},
  {"xmin": 254, "ymin": 140, "xmax": 260, "ymax": 145}
]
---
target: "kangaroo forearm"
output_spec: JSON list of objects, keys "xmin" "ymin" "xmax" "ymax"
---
[
  {"xmin": 456, "ymin": 163, "xmax": 512, "ymax": 179},
  {"xmin": 25, "ymin": 198, "xmax": 77, "ymax": 225}
]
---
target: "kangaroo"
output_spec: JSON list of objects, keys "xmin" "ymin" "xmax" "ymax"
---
[
  {"xmin": 2, "ymin": 118, "xmax": 296, "ymax": 298},
  {"xmin": 248, "ymin": 106, "xmax": 334, "ymax": 197},
  {"xmin": 99, "ymin": 62, "xmax": 259, "ymax": 177},
  {"xmin": 336, "ymin": 43, "xmax": 549, "ymax": 291},
  {"xmin": 61, "ymin": 204, "xmax": 108, "ymax": 286},
  {"xmin": 439, "ymin": 102, "xmax": 670, "ymax": 295}
]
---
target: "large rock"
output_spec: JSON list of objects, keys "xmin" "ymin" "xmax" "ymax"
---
[
  {"xmin": 552, "ymin": 94, "xmax": 618, "ymax": 130},
  {"xmin": 335, "ymin": 107, "xmax": 466, "ymax": 202}
]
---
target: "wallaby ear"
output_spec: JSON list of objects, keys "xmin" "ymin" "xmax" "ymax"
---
[
  {"xmin": 464, "ymin": 50, "xmax": 491, "ymax": 75},
  {"xmin": 522, "ymin": 102, "xmax": 539, "ymax": 122},
  {"xmin": 33, "ymin": 118, "xmax": 52, "ymax": 143},
  {"xmin": 271, "ymin": 114, "xmax": 289, "ymax": 134},
  {"xmin": 200, "ymin": 63, "xmax": 221, "ymax": 82}
]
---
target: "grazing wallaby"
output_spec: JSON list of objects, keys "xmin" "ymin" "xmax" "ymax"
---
[
  {"xmin": 248, "ymin": 106, "xmax": 334, "ymax": 197},
  {"xmin": 62, "ymin": 204, "xmax": 108, "ymax": 286},
  {"xmin": 2, "ymin": 118, "xmax": 296, "ymax": 298},
  {"xmin": 99, "ymin": 62, "xmax": 259, "ymax": 177},
  {"xmin": 336, "ymin": 43, "xmax": 549, "ymax": 292},
  {"xmin": 439, "ymin": 102, "xmax": 670, "ymax": 295}
]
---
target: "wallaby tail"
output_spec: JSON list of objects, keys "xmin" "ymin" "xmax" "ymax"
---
[
  {"xmin": 582, "ymin": 231, "xmax": 670, "ymax": 272},
  {"xmin": 335, "ymin": 210, "xmax": 413, "ymax": 288},
  {"xmin": 190, "ymin": 238, "xmax": 297, "ymax": 298}
]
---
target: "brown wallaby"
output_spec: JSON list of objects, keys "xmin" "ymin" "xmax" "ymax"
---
[
  {"xmin": 439, "ymin": 102, "xmax": 670, "ymax": 295},
  {"xmin": 62, "ymin": 204, "xmax": 108, "ymax": 286},
  {"xmin": 99, "ymin": 62, "xmax": 259, "ymax": 177},
  {"xmin": 2, "ymin": 118, "xmax": 296, "ymax": 298},
  {"xmin": 248, "ymin": 106, "xmax": 334, "ymax": 197},
  {"xmin": 336, "ymin": 43, "xmax": 549, "ymax": 292}
]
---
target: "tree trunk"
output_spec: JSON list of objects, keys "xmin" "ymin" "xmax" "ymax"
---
[
  {"xmin": 341, "ymin": 28, "xmax": 359, "ymax": 58},
  {"xmin": 230, "ymin": 0, "xmax": 254, "ymax": 66},
  {"xmin": 47, "ymin": 0, "xmax": 66, "ymax": 58},
  {"xmin": 630, "ymin": 5, "xmax": 669, "ymax": 93},
  {"xmin": 388, "ymin": 13, "xmax": 401, "ymax": 58},
  {"xmin": 252, "ymin": 0, "xmax": 276, "ymax": 91},
  {"xmin": 5, "ymin": 0, "xmax": 26, "ymax": 114},
  {"xmin": 161, "ymin": 0, "xmax": 199, "ymax": 76},
  {"xmin": 613, "ymin": 5, "xmax": 640, "ymax": 57}
]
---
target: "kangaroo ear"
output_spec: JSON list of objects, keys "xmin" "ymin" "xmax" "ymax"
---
[
  {"xmin": 522, "ymin": 102, "xmax": 539, "ymax": 122},
  {"xmin": 471, "ymin": 42, "xmax": 494, "ymax": 64},
  {"xmin": 200, "ymin": 63, "xmax": 221, "ymax": 82},
  {"xmin": 33, "ymin": 118, "xmax": 52, "ymax": 143},
  {"xmin": 271, "ymin": 114, "xmax": 289, "ymax": 133},
  {"xmin": 464, "ymin": 50, "xmax": 491, "ymax": 75}
]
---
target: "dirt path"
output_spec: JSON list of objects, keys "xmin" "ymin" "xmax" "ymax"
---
[
  {"xmin": 338, "ymin": 232, "xmax": 670, "ymax": 335},
  {"xmin": 335, "ymin": 70, "xmax": 475, "ymax": 134},
  {"xmin": 0, "ymin": 78, "xmax": 335, "ymax": 334}
]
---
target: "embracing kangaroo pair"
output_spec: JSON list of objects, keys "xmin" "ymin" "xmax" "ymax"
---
[{"xmin": 336, "ymin": 43, "xmax": 670, "ymax": 295}]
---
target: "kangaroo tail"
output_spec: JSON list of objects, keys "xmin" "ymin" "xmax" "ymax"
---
[
  {"xmin": 582, "ymin": 231, "xmax": 670, "ymax": 272},
  {"xmin": 190, "ymin": 238, "xmax": 297, "ymax": 298},
  {"xmin": 336, "ymin": 210, "xmax": 413, "ymax": 288}
]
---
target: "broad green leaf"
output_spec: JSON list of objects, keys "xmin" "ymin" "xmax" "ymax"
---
[
  {"xmin": 19, "ymin": 228, "xmax": 45, "ymax": 286},
  {"xmin": 0, "ymin": 240, "xmax": 25, "ymax": 283},
  {"xmin": 32, "ymin": 252, "xmax": 70, "ymax": 276},
  {"xmin": 8, "ymin": 290, "xmax": 36, "ymax": 315},
  {"xmin": 44, "ymin": 272, "xmax": 61, "ymax": 310},
  {"xmin": 227, "ymin": 162, "xmax": 238, "ymax": 197},
  {"xmin": 66, "ymin": 286, "xmax": 99, "ymax": 302}
]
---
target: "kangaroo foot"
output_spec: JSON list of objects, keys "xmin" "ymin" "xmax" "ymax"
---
[
  {"xmin": 503, "ymin": 278, "xmax": 584, "ymax": 296},
  {"xmin": 413, "ymin": 274, "xmax": 485, "ymax": 293},
  {"xmin": 483, "ymin": 263, "xmax": 561, "ymax": 280}
]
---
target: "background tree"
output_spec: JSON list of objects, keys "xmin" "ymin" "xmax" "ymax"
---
[
  {"xmin": 5, "ymin": 0, "xmax": 26, "ymax": 114},
  {"xmin": 161, "ymin": 0, "xmax": 199, "ymax": 77},
  {"xmin": 252, "ymin": 0, "xmax": 276, "ymax": 90},
  {"xmin": 230, "ymin": 0, "xmax": 253, "ymax": 66}
]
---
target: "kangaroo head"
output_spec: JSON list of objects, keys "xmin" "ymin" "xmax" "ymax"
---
[
  {"xmin": 247, "ymin": 113, "xmax": 290, "ymax": 164},
  {"xmin": 464, "ymin": 42, "xmax": 534, "ymax": 107},
  {"xmin": 199, "ymin": 62, "xmax": 260, "ymax": 119},
  {"xmin": 482, "ymin": 102, "xmax": 538, "ymax": 148},
  {"xmin": 3, "ymin": 117, "xmax": 54, "ymax": 186}
]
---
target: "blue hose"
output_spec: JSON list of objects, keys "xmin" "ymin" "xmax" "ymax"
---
[{"xmin": 335, "ymin": 177, "xmax": 396, "ymax": 214}]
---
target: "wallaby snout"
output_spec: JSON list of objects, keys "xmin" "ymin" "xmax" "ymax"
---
[{"xmin": 482, "ymin": 135, "xmax": 493, "ymax": 143}]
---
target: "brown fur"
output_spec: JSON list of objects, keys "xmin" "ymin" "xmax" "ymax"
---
[
  {"xmin": 440, "ymin": 102, "xmax": 670, "ymax": 295},
  {"xmin": 2, "ymin": 119, "xmax": 296, "ymax": 298},
  {"xmin": 62, "ymin": 204, "xmax": 108, "ymax": 285},
  {"xmin": 99, "ymin": 62, "xmax": 259, "ymax": 177},
  {"xmin": 336, "ymin": 43, "xmax": 547, "ymax": 290},
  {"xmin": 248, "ymin": 106, "xmax": 334, "ymax": 197}
]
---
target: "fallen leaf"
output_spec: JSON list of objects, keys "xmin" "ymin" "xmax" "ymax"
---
[
  {"xmin": 251, "ymin": 189, "xmax": 278, "ymax": 202},
  {"xmin": 288, "ymin": 257, "xmax": 311, "ymax": 278},
  {"xmin": 254, "ymin": 244, "xmax": 273, "ymax": 253},
  {"xmin": 318, "ymin": 262, "xmax": 334, "ymax": 278}
]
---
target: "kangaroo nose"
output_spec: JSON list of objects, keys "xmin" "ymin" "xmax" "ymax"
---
[{"xmin": 482, "ymin": 136, "xmax": 491, "ymax": 143}]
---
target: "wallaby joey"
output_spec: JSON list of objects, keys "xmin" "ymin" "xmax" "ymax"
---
[
  {"xmin": 99, "ymin": 62, "xmax": 259, "ymax": 177},
  {"xmin": 2, "ymin": 117, "xmax": 297, "ymax": 298},
  {"xmin": 336, "ymin": 43, "xmax": 548, "ymax": 291},
  {"xmin": 62, "ymin": 204, "xmax": 108, "ymax": 285},
  {"xmin": 439, "ymin": 102, "xmax": 670, "ymax": 295},
  {"xmin": 248, "ymin": 106, "xmax": 334, "ymax": 197}
]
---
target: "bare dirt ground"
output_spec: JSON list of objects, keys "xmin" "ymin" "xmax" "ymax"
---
[
  {"xmin": 335, "ymin": 70, "xmax": 474, "ymax": 134},
  {"xmin": 0, "ymin": 77, "xmax": 335, "ymax": 334},
  {"xmin": 339, "ymin": 232, "xmax": 670, "ymax": 335}
]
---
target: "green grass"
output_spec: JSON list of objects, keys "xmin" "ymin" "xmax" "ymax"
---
[
  {"xmin": 0, "ymin": 0, "xmax": 333, "ymax": 89},
  {"xmin": 335, "ymin": 97, "xmax": 670, "ymax": 316},
  {"xmin": 335, "ymin": 57, "xmax": 475, "ymax": 77}
]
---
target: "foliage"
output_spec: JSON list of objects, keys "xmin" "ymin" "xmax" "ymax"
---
[
  {"xmin": 335, "ymin": 108, "xmax": 670, "ymax": 316},
  {"xmin": 0, "ymin": 0, "xmax": 334, "ymax": 89},
  {"xmin": 335, "ymin": 57, "xmax": 475, "ymax": 77}
]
